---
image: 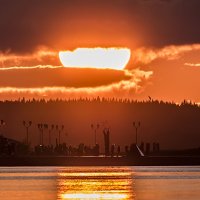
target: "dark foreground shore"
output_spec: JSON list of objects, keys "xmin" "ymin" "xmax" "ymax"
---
[{"xmin": 0, "ymin": 156, "xmax": 200, "ymax": 166}]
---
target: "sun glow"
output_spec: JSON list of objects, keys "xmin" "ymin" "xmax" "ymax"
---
[{"xmin": 59, "ymin": 48, "xmax": 131, "ymax": 70}]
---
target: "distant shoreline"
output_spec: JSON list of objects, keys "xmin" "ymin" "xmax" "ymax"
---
[{"xmin": 0, "ymin": 156, "xmax": 200, "ymax": 166}]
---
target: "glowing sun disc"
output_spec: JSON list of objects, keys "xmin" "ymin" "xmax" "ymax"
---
[{"xmin": 59, "ymin": 48, "xmax": 131, "ymax": 70}]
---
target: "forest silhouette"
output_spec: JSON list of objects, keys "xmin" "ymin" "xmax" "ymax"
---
[{"xmin": 0, "ymin": 97, "xmax": 200, "ymax": 150}]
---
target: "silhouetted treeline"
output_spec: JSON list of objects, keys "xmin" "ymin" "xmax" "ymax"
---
[
  {"xmin": 1, "ymin": 97, "xmax": 199, "ymax": 107},
  {"xmin": 0, "ymin": 97, "xmax": 200, "ymax": 150}
]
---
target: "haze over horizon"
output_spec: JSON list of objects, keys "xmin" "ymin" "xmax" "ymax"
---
[{"xmin": 1, "ymin": 98, "xmax": 200, "ymax": 150}]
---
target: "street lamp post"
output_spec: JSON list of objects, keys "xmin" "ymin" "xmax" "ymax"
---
[
  {"xmin": 37, "ymin": 123, "xmax": 48, "ymax": 146},
  {"xmin": 43, "ymin": 124, "xmax": 48, "ymax": 145},
  {"xmin": 38, "ymin": 124, "xmax": 44, "ymax": 145},
  {"xmin": 56, "ymin": 125, "xmax": 64, "ymax": 145},
  {"xmin": 49, "ymin": 125, "xmax": 54, "ymax": 146},
  {"xmin": 91, "ymin": 123, "xmax": 100, "ymax": 145},
  {"xmin": 23, "ymin": 121, "xmax": 32, "ymax": 145},
  {"xmin": 133, "ymin": 121, "xmax": 141, "ymax": 145}
]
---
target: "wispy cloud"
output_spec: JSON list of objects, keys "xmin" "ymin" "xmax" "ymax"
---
[
  {"xmin": 0, "ymin": 47, "xmax": 59, "ymax": 67},
  {"xmin": 1, "ymin": 44, "xmax": 200, "ymax": 70},
  {"xmin": 130, "ymin": 44, "xmax": 200, "ymax": 67},
  {"xmin": 0, "ymin": 65, "xmax": 62, "ymax": 71},
  {"xmin": 185, "ymin": 63, "xmax": 200, "ymax": 67}
]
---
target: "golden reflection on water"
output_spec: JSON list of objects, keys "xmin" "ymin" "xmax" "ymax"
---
[
  {"xmin": 62, "ymin": 193, "xmax": 127, "ymax": 199},
  {"xmin": 57, "ymin": 167, "xmax": 134, "ymax": 200}
]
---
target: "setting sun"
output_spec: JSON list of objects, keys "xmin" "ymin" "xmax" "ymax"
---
[{"xmin": 59, "ymin": 48, "xmax": 131, "ymax": 70}]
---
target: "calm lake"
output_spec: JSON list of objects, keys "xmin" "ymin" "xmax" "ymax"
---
[{"xmin": 0, "ymin": 166, "xmax": 200, "ymax": 200}]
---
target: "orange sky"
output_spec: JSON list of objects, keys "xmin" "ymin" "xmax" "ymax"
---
[
  {"xmin": 0, "ymin": 0, "xmax": 200, "ymax": 102},
  {"xmin": 0, "ymin": 44, "xmax": 200, "ymax": 102}
]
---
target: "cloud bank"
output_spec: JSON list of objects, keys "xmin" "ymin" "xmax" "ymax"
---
[{"xmin": 0, "ymin": 43, "xmax": 200, "ymax": 102}]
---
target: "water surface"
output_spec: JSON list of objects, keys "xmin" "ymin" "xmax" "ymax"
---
[{"xmin": 0, "ymin": 166, "xmax": 200, "ymax": 200}]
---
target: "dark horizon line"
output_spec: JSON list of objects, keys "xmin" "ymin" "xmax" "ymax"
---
[{"xmin": 0, "ymin": 97, "xmax": 198, "ymax": 107}]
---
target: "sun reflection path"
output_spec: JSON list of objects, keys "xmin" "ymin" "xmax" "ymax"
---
[
  {"xmin": 57, "ymin": 167, "xmax": 135, "ymax": 200},
  {"xmin": 62, "ymin": 193, "xmax": 127, "ymax": 199},
  {"xmin": 59, "ymin": 48, "xmax": 131, "ymax": 70}
]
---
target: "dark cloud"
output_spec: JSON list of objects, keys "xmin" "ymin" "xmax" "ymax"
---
[
  {"xmin": 0, "ymin": 0, "xmax": 200, "ymax": 53},
  {"xmin": 0, "ymin": 67, "xmax": 132, "ymax": 88}
]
